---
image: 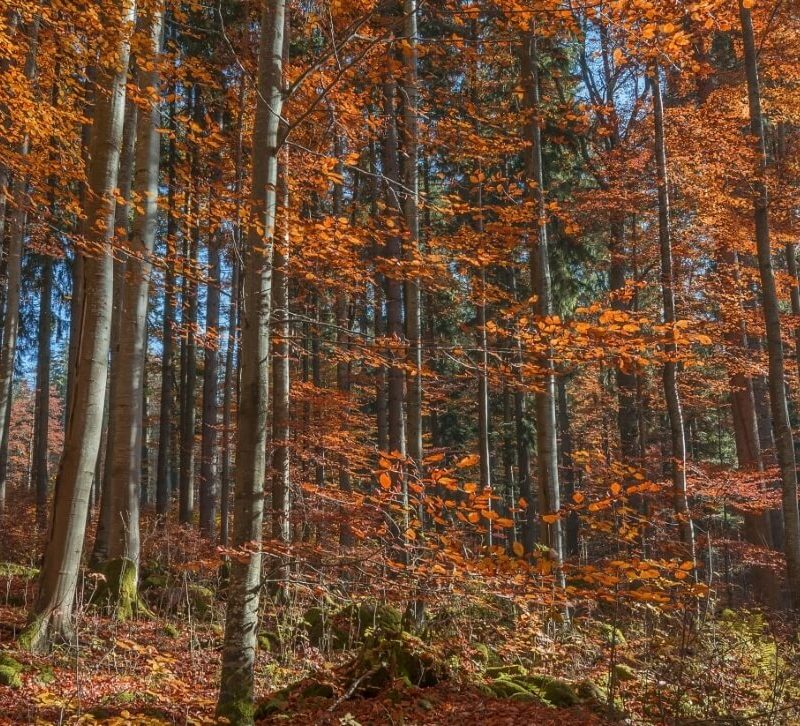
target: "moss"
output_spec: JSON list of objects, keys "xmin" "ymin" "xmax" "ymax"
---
[
  {"xmin": 258, "ymin": 631, "xmax": 281, "ymax": 652},
  {"xmin": 116, "ymin": 691, "xmax": 136, "ymax": 705},
  {"xmin": 473, "ymin": 643, "xmax": 502, "ymax": 667},
  {"xmin": 217, "ymin": 694, "xmax": 256, "ymax": 724},
  {"xmin": 17, "ymin": 614, "xmax": 48, "ymax": 654},
  {"xmin": 488, "ymin": 676, "xmax": 539, "ymax": 701},
  {"xmin": 142, "ymin": 573, "xmax": 167, "ymax": 590},
  {"xmin": 599, "ymin": 623, "xmax": 626, "ymax": 647},
  {"xmin": 187, "ymin": 585, "xmax": 214, "ymax": 616},
  {"xmin": 299, "ymin": 681, "xmax": 335, "ymax": 700},
  {"xmin": 524, "ymin": 675, "xmax": 580, "ymax": 707},
  {"xmin": 613, "ymin": 663, "xmax": 637, "ymax": 682},
  {"xmin": 305, "ymin": 601, "xmax": 403, "ymax": 651},
  {"xmin": 485, "ymin": 663, "xmax": 527, "ymax": 679},
  {"xmin": 576, "ymin": 679, "xmax": 606, "ymax": 704},
  {"xmin": 0, "ymin": 665, "xmax": 22, "ymax": 688},
  {"xmin": 97, "ymin": 558, "xmax": 149, "ymax": 622},
  {"xmin": 0, "ymin": 655, "xmax": 23, "ymax": 674},
  {"xmin": 162, "ymin": 623, "xmax": 179, "ymax": 639}
]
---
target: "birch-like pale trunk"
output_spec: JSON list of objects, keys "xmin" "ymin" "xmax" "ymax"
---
[
  {"xmin": 20, "ymin": 0, "xmax": 136, "ymax": 652},
  {"xmin": 217, "ymin": 0, "xmax": 285, "ymax": 718},
  {"xmin": 103, "ymin": 4, "xmax": 164, "ymax": 618},
  {"xmin": 520, "ymin": 31, "xmax": 563, "ymax": 570},
  {"xmin": 652, "ymin": 65, "xmax": 696, "ymax": 560}
]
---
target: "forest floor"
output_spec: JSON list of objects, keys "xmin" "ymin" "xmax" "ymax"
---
[{"xmin": 2, "ymin": 496, "xmax": 800, "ymax": 724}]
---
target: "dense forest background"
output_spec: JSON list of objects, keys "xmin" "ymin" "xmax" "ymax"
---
[{"xmin": 2, "ymin": 0, "xmax": 800, "ymax": 722}]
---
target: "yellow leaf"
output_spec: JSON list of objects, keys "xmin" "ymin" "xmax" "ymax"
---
[{"xmin": 512, "ymin": 541, "xmax": 525, "ymax": 557}]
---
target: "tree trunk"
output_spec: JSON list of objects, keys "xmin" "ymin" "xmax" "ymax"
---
[
  {"xmin": 217, "ymin": 0, "xmax": 285, "ymax": 718},
  {"xmin": 33, "ymin": 254, "xmax": 53, "ymax": 528},
  {"xmin": 200, "ymin": 228, "xmax": 221, "ymax": 538},
  {"xmin": 20, "ymin": 0, "xmax": 135, "ymax": 652},
  {"xmin": 91, "ymin": 96, "xmax": 138, "ymax": 567},
  {"xmin": 520, "ymin": 31, "xmax": 563, "ymax": 569},
  {"xmin": 651, "ymin": 65, "xmax": 696, "ymax": 558},
  {"xmin": 156, "ymin": 61, "xmax": 179, "ymax": 517},
  {"xmin": 739, "ymin": 0, "xmax": 800, "ymax": 604},
  {"xmin": 103, "ymin": 4, "xmax": 163, "ymax": 618},
  {"xmin": 0, "ymin": 17, "xmax": 39, "ymax": 510}
]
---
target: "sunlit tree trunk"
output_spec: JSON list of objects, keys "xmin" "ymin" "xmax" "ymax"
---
[
  {"xmin": 20, "ymin": 0, "xmax": 135, "ymax": 652},
  {"xmin": 651, "ymin": 65, "xmax": 696, "ymax": 559},
  {"xmin": 200, "ymin": 227, "xmax": 221, "ymax": 538},
  {"xmin": 91, "ymin": 97, "xmax": 137, "ymax": 567},
  {"xmin": 103, "ymin": 4, "xmax": 163, "ymax": 617},
  {"xmin": 217, "ymin": 0, "xmax": 285, "ymax": 718},
  {"xmin": 739, "ymin": 0, "xmax": 800, "ymax": 604},
  {"xmin": 520, "ymin": 30, "xmax": 562, "ymax": 569}
]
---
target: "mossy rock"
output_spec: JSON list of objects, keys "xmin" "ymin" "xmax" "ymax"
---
[
  {"xmin": 523, "ymin": 675, "xmax": 580, "ymax": 707},
  {"xmin": 576, "ymin": 679, "xmax": 606, "ymax": 704},
  {"xmin": 142, "ymin": 573, "xmax": 168, "ymax": 590},
  {"xmin": 488, "ymin": 676, "xmax": 541, "ymax": 702},
  {"xmin": 258, "ymin": 631, "xmax": 281, "ymax": 652},
  {"xmin": 0, "ymin": 665, "xmax": 22, "ymax": 688},
  {"xmin": 187, "ymin": 585, "xmax": 214, "ymax": 616},
  {"xmin": 255, "ymin": 679, "xmax": 334, "ymax": 718},
  {"xmin": 0, "ymin": 655, "xmax": 23, "ymax": 674},
  {"xmin": 305, "ymin": 601, "xmax": 403, "ymax": 650},
  {"xmin": 116, "ymin": 691, "xmax": 136, "ymax": 705},
  {"xmin": 613, "ymin": 663, "xmax": 637, "ymax": 682},
  {"xmin": 485, "ymin": 663, "xmax": 527, "ymax": 679},
  {"xmin": 0, "ymin": 563, "xmax": 39, "ymax": 580},
  {"xmin": 162, "ymin": 623, "xmax": 179, "ymax": 639},
  {"xmin": 599, "ymin": 623, "xmax": 626, "ymax": 647}
]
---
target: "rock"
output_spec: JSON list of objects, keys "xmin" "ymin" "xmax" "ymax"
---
[
  {"xmin": 485, "ymin": 663, "xmax": 527, "ymax": 679},
  {"xmin": 0, "ymin": 665, "xmax": 21, "ymax": 688},
  {"xmin": 187, "ymin": 585, "xmax": 214, "ymax": 616},
  {"xmin": 162, "ymin": 623, "xmax": 179, "ymax": 639},
  {"xmin": 524, "ymin": 675, "xmax": 580, "ymax": 707},
  {"xmin": 613, "ymin": 663, "xmax": 637, "ymax": 682},
  {"xmin": 576, "ymin": 679, "xmax": 606, "ymax": 704},
  {"xmin": 599, "ymin": 623, "xmax": 626, "ymax": 647}
]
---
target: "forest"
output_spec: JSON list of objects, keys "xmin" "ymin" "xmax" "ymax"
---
[{"xmin": 1, "ymin": 0, "xmax": 800, "ymax": 722}]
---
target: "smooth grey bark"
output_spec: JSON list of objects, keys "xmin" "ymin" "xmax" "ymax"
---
[
  {"xmin": 739, "ymin": 0, "xmax": 800, "ymax": 604},
  {"xmin": 200, "ymin": 228, "xmax": 221, "ymax": 538},
  {"xmin": 33, "ymin": 254, "xmax": 53, "ymax": 528},
  {"xmin": 103, "ymin": 4, "xmax": 164, "ymax": 617},
  {"xmin": 156, "ymin": 68, "xmax": 179, "ymax": 517},
  {"xmin": 520, "ymin": 31, "xmax": 562, "ymax": 569},
  {"xmin": 91, "ymin": 97, "xmax": 138, "ymax": 567},
  {"xmin": 271, "ymin": 158, "xmax": 290, "ymax": 560},
  {"xmin": 402, "ymin": 0, "xmax": 423, "ymax": 475},
  {"xmin": 651, "ymin": 66, "xmax": 696, "ymax": 559},
  {"xmin": 0, "ymin": 17, "xmax": 39, "ymax": 510},
  {"xmin": 21, "ymin": 0, "xmax": 135, "ymax": 652},
  {"xmin": 217, "ymin": 0, "xmax": 285, "ymax": 719}
]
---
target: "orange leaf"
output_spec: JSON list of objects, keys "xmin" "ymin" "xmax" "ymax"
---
[
  {"xmin": 463, "ymin": 482, "xmax": 478, "ymax": 494},
  {"xmin": 610, "ymin": 482, "xmax": 622, "ymax": 496},
  {"xmin": 572, "ymin": 492, "xmax": 585, "ymax": 504},
  {"xmin": 378, "ymin": 472, "xmax": 392, "ymax": 490},
  {"xmin": 512, "ymin": 541, "xmax": 525, "ymax": 557},
  {"xmin": 456, "ymin": 453, "xmax": 480, "ymax": 468}
]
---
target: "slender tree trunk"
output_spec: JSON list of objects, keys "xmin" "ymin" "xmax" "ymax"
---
[
  {"xmin": 156, "ymin": 63, "xmax": 179, "ymax": 517},
  {"xmin": 200, "ymin": 229, "xmax": 221, "ymax": 538},
  {"xmin": 520, "ymin": 31, "xmax": 562, "ymax": 569},
  {"xmin": 103, "ymin": 4, "xmax": 163, "ymax": 617},
  {"xmin": 33, "ymin": 254, "xmax": 53, "ymax": 528},
  {"xmin": 0, "ymin": 17, "xmax": 39, "ymax": 510},
  {"xmin": 217, "ymin": 0, "xmax": 285, "ymax": 718},
  {"xmin": 739, "ymin": 1, "xmax": 800, "ymax": 604},
  {"xmin": 91, "ymin": 97, "xmax": 138, "ymax": 567},
  {"xmin": 20, "ymin": 0, "xmax": 135, "ymax": 652},
  {"xmin": 651, "ymin": 65, "xmax": 696, "ymax": 558}
]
